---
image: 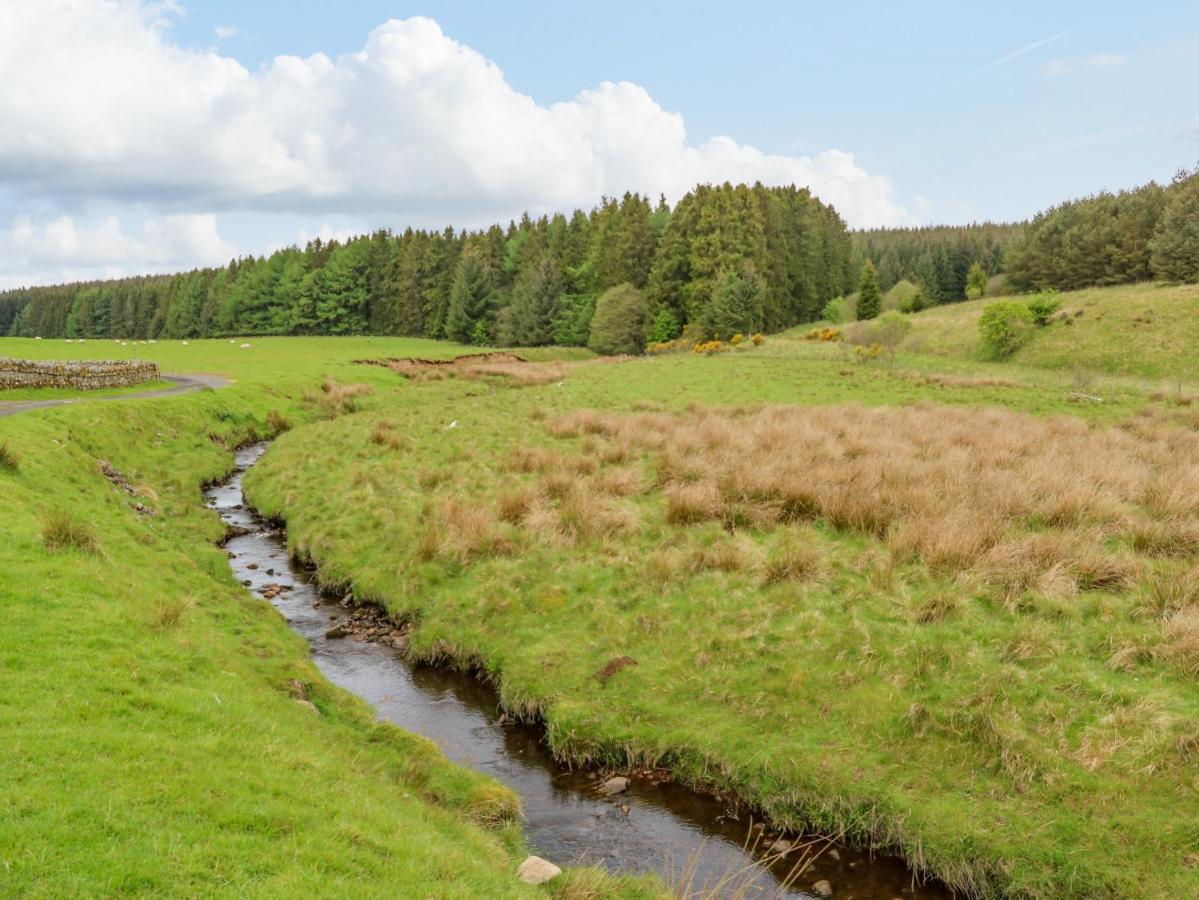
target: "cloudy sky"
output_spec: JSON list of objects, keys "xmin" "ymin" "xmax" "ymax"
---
[{"xmin": 1, "ymin": 0, "xmax": 1196, "ymax": 289}]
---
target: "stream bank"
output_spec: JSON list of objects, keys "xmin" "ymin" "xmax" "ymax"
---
[{"xmin": 206, "ymin": 443, "xmax": 949, "ymax": 899}]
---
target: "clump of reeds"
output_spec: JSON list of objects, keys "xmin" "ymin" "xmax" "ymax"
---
[
  {"xmin": 41, "ymin": 511, "xmax": 100, "ymax": 554},
  {"xmin": 369, "ymin": 420, "xmax": 409, "ymax": 451},
  {"xmin": 0, "ymin": 440, "xmax": 19, "ymax": 472}
]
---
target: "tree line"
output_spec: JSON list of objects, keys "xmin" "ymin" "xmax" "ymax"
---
[
  {"xmin": 851, "ymin": 222, "xmax": 1020, "ymax": 304},
  {"xmin": 1005, "ymin": 166, "xmax": 1199, "ymax": 291},
  {"xmin": 2, "ymin": 183, "xmax": 854, "ymax": 349}
]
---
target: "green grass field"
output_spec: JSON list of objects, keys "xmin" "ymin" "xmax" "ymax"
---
[
  {"xmin": 2, "ymin": 289, "xmax": 1198, "ymax": 898},
  {"xmin": 0, "ymin": 336, "xmax": 652, "ymax": 898}
]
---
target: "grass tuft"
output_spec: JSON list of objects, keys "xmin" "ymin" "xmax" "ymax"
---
[
  {"xmin": 41, "ymin": 511, "xmax": 100, "ymax": 554},
  {"xmin": 0, "ymin": 440, "xmax": 19, "ymax": 472}
]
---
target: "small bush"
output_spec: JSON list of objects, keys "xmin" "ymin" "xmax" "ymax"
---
[
  {"xmin": 979, "ymin": 300, "xmax": 1035, "ymax": 359},
  {"xmin": 1026, "ymin": 290, "xmax": 1062, "ymax": 326},
  {"xmin": 821, "ymin": 297, "xmax": 847, "ymax": 324},
  {"xmin": 42, "ymin": 511, "xmax": 100, "ymax": 554},
  {"xmin": 0, "ymin": 441, "xmax": 18, "ymax": 472},
  {"xmin": 647, "ymin": 307, "xmax": 682, "ymax": 343}
]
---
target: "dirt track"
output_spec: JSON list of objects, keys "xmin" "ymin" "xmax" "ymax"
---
[{"xmin": 0, "ymin": 374, "xmax": 230, "ymax": 419}]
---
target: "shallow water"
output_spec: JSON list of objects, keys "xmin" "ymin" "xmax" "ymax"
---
[{"xmin": 205, "ymin": 443, "xmax": 950, "ymax": 899}]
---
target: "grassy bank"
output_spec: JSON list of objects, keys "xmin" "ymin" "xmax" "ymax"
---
[
  {"xmin": 241, "ymin": 343, "xmax": 1199, "ymax": 898},
  {"xmin": 0, "ymin": 336, "xmax": 651, "ymax": 897},
  {"xmin": 896, "ymin": 282, "xmax": 1199, "ymax": 383}
]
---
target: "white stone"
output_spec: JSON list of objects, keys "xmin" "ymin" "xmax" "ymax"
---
[{"xmin": 516, "ymin": 856, "xmax": 561, "ymax": 885}]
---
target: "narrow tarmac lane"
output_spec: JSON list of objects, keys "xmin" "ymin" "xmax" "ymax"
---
[{"xmin": 0, "ymin": 374, "xmax": 230, "ymax": 418}]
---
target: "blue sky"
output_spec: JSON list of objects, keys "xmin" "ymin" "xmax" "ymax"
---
[
  {"xmin": 0, "ymin": 0, "xmax": 1195, "ymax": 287},
  {"xmin": 171, "ymin": 0, "xmax": 1199, "ymax": 219}
]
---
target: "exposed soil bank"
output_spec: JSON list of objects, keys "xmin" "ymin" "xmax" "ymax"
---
[{"xmin": 207, "ymin": 443, "xmax": 950, "ymax": 899}]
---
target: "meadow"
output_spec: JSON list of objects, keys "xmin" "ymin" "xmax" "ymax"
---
[
  {"xmin": 2, "ymin": 283, "xmax": 1199, "ymax": 897},
  {"xmin": 0, "ymin": 335, "xmax": 653, "ymax": 898}
]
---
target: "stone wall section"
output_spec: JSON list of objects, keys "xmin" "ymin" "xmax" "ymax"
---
[{"xmin": 0, "ymin": 357, "xmax": 161, "ymax": 390}]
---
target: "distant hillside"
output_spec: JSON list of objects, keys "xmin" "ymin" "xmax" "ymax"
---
[{"xmin": 903, "ymin": 282, "xmax": 1199, "ymax": 382}]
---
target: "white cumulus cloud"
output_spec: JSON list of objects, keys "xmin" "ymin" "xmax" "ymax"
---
[
  {"xmin": 5, "ymin": 212, "xmax": 236, "ymax": 273},
  {"xmin": 0, "ymin": 0, "xmax": 911, "ymax": 283}
]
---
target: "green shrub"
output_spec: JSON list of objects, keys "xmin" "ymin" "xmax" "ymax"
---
[
  {"xmin": 979, "ymin": 300, "xmax": 1035, "ymax": 358},
  {"xmin": 647, "ymin": 307, "xmax": 682, "ymax": 343},
  {"xmin": 587, "ymin": 283, "xmax": 648, "ymax": 356},
  {"xmin": 965, "ymin": 261, "xmax": 988, "ymax": 299},
  {"xmin": 883, "ymin": 279, "xmax": 921, "ymax": 312},
  {"xmin": 821, "ymin": 297, "xmax": 847, "ymax": 324},
  {"xmin": 898, "ymin": 288, "xmax": 928, "ymax": 314},
  {"xmin": 1026, "ymin": 290, "xmax": 1061, "ymax": 326}
]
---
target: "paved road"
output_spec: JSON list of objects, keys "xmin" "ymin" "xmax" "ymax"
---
[{"xmin": 0, "ymin": 374, "xmax": 230, "ymax": 419}]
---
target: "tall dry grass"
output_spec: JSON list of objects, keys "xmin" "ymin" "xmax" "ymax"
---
[{"xmin": 547, "ymin": 403, "xmax": 1199, "ymax": 598}]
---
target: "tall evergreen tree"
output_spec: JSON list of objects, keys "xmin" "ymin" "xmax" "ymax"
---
[
  {"xmin": 445, "ymin": 252, "xmax": 494, "ymax": 344},
  {"xmin": 1150, "ymin": 170, "xmax": 1199, "ymax": 283},
  {"xmin": 856, "ymin": 260, "xmax": 882, "ymax": 320}
]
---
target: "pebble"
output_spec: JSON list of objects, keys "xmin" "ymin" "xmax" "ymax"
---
[{"xmin": 811, "ymin": 879, "xmax": 833, "ymax": 897}]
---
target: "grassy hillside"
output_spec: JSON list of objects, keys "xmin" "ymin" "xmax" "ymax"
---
[
  {"xmin": 901, "ymin": 282, "xmax": 1199, "ymax": 382},
  {"xmin": 0, "ymin": 337, "xmax": 649, "ymax": 898},
  {"xmin": 240, "ymin": 342, "xmax": 1199, "ymax": 898}
]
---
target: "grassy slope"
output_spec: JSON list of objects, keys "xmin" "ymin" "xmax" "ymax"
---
[
  {"xmin": 242, "ymin": 344, "xmax": 1199, "ymax": 899},
  {"xmin": 899, "ymin": 282, "xmax": 1199, "ymax": 382},
  {"xmin": 0, "ymin": 337, "xmax": 651, "ymax": 898}
]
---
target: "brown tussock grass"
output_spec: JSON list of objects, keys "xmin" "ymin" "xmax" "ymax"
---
[
  {"xmin": 369, "ymin": 420, "xmax": 409, "ymax": 451},
  {"xmin": 593, "ymin": 466, "xmax": 643, "ymax": 497},
  {"xmin": 418, "ymin": 500, "xmax": 514, "ymax": 563},
  {"xmin": 547, "ymin": 403, "xmax": 1199, "ymax": 594},
  {"xmin": 762, "ymin": 537, "xmax": 822, "ymax": 585},
  {"xmin": 41, "ymin": 511, "xmax": 100, "ymax": 554},
  {"xmin": 1162, "ymin": 607, "xmax": 1199, "ymax": 675},
  {"xmin": 691, "ymin": 537, "xmax": 760, "ymax": 574},
  {"xmin": 504, "ymin": 445, "xmax": 561, "ymax": 474},
  {"xmin": 0, "ymin": 440, "xmax": 18, "ymax": 472},
  {"xmin": 311, "ymin": 378, "xmax": 373, "ymax": 416}
]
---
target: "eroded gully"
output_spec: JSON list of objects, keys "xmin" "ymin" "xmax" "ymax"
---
[{"xmin": 205, "ymin": 443, "xmax": 950, "ymax": 900}]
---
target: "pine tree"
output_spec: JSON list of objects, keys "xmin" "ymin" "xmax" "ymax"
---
[
  {"xmin": 508, "ymin": 255, "xmax": 561, "ymax": 346},
  {"xmin": 703, "ymin": 269, "xmax": 763, "ymax": 340},
  {"xmin": 445, "ymin": 252, "xmax": 494, "ymax": 344},
  {"xmin": 856, "ymin": 260, "xmax": 881, "ymax": 320},
  {"xmin": 1150, "ymin": 171, "xmax": 1199, "ymax": 283}
]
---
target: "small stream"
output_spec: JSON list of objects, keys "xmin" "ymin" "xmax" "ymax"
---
[{"xmin": 205, "ymin": 443, "xmax": 949, "ymax": 899}]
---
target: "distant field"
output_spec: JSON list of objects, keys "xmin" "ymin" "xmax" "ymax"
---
[{"xmin": 899, "ymin": 282, "xmax": 1199, "ymax": 382}]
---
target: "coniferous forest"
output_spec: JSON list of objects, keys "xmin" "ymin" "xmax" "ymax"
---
[
  {"xmin": 4, "ymin": 168, "xmax": 1197, "ymax": 346},
  {"xmin": 3, "ymin": 184, "xmax": 853, "ymax": 345}
]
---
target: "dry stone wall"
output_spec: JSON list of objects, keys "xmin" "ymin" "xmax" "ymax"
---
[{"xmin": 0, "ymin": 357, "xmax": 161, "ymax": 390}]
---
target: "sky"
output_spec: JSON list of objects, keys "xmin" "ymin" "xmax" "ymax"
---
[{"xmin": 1, "ymin": 0, "xmax": 1196, "ymax": 289}]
